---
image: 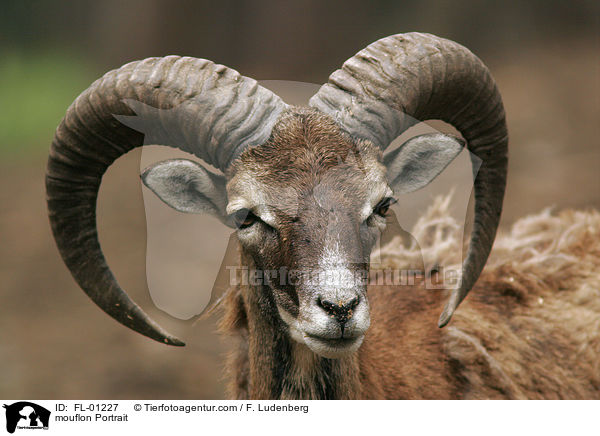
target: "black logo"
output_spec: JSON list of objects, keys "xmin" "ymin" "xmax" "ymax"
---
[{"xmin": 2, "ymin": 402, "xmax": 50, "ymax": 433}]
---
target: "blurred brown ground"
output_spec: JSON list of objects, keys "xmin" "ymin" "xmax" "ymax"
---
[{"xmin": 0, "ymin": 2, "xmax": 598, "ymax": 399}]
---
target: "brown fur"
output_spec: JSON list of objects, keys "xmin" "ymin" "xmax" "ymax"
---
[{"xmin": 219, "ymin": 195, "xmax": 600, "ymax": 399}]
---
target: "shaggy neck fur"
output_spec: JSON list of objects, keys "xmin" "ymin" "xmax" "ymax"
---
[{"xmin": 220, "ymin": 254, "xmax": 361, "ymax": 400}]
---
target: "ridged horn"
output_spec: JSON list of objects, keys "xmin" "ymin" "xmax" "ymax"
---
[
  {"xmin": 46, "ymin": 56, "xmax": 287, "ymax": 345},
  {"xmin": 309, "ymin": 33, "xmax": 508, "ymax": 327}
]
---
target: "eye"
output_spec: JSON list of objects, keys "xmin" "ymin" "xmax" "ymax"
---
[
  {"xmin": 373, "ymin": 197, "xmax": 396, "ymax": 217},
  {"xmin": 231, "ymin": 209, "xmax": 259, "ymax": 229}
]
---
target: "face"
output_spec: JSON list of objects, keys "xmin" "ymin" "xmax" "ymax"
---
[{"xmin": 226, "ymin": 110, "xmax": 394, "ymax": 358}]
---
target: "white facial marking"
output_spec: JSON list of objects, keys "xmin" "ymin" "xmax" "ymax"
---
[{"xmin": 319, "ymin": 240, "xmax": 355, "ymax": 291}]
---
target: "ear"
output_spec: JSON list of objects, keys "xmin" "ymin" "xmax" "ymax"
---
[
  {"xmin": 141, "ymin": 159, "xmax": 228, "ymax": 222},
  {"xmin": 384, "ymin": 133, "xmax": 464, "ymax": 194}
]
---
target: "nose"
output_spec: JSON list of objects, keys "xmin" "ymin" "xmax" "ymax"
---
[{"xmin": 317, "ymin": 296, "xmax": 360, "ymax": 327}]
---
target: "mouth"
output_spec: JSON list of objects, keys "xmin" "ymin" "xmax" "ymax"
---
[
  {"xmin": 303, "ymin": 332, "xmax": 365, "ymax": 358},
  {"xmin": 277, "ymin": 305, "xmax": 369, "ymax": 358}
]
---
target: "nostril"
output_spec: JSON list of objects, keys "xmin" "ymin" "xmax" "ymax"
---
[
  {"xmin": 316, "ymin": 296, "xmax": 360, "ymax": 324},
  {"xmin": 318, "ymin": 298, "xmax": 337, "ymax": 316}
]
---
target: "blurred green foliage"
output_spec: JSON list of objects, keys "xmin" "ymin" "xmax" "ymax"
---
[{"xmin": 0, "ymin": 51, "xmax": 95, "ymax": 157}]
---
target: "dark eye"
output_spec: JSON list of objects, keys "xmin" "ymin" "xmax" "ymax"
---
[
  {"xmin": 232, "ymin": 209, "xmax": 259, "ymax": 229},
  {"xmin": 373, "ymin": 197, "xmax": 396, "ymax": 217}
]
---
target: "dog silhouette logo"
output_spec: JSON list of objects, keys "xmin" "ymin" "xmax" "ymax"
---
[{"xmin": 2, "ymin": 402, "xmax": 50, "ymax": 433}]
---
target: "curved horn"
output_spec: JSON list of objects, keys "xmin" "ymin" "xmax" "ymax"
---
[
  {"xmin": 309, "ymin": 33, "xmax": 508, "ymax": 327},
  {"xmin": 47, "ymin": 56, "xmax": 287, "ymax": 345}
]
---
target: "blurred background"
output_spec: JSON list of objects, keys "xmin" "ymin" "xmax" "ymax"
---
[{"xmin": 1, "ymin": 0, "xmax": 598, "ymax": 399}]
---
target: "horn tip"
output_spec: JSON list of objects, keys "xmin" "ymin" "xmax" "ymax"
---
[
  {"xmin": 163, "ymin": 336, "xmax": 186, "ymax": 347},
  {"xmin": 438, "ymin": 290, "xmax": 460, "ymax": 328},
  {"xmin": 437, "ymin": 308, "xmax": 453, "ymax": 328}
]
